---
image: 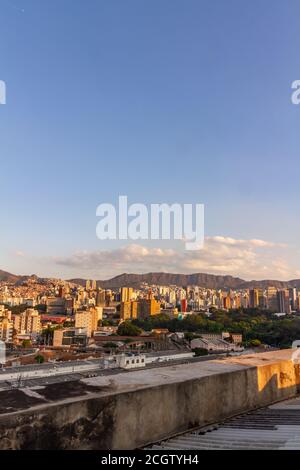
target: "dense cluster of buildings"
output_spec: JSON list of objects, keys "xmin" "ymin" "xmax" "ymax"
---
[
  {"xmin": 120, "ymin": 287, "xmax": 161, "ymax": 320},
  {"xmin": 0, "ymin": 306, "xmax": 41, "ymax": 344},
  {"xmin": 0, "ymin": 276, "xmax": 298, "ymax": 353},
  {"xmin": 119, "ymin": 285, "xmax": 299, "ymax": 318}
]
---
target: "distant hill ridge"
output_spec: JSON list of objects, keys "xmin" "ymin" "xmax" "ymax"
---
[
  {"xmin": 70, "ymin": 272, "xmax": 300, "ymax": 290},
  {"xmin": 0, "ymin": 270, "xmax": 20, "ymax": 284},
  {"xmin": 1, "ymin": 269, "xmax": 300, "ymax": 290}
]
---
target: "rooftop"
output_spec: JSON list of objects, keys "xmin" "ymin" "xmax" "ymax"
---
[
  {"xmin": 0, "ymin": 358, "xmax": 105, "ymax": 376},
  {"xmin": 148, "ymin": 396, "xmax": 300, "ymax": 450},
  {"xmin": 0, "ymin": 349, "xmax": 293, "ymax": 417},
  {"xmin": 0, "ymin": 349, "xmax": 298, "ymax": 449}
]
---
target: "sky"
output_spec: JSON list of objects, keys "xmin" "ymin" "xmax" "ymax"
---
[{"xmin": 1, "ymin": 0, "xmax": 300, "ymax": 281}]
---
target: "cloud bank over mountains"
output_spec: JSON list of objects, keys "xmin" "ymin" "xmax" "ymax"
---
[{"xmin": 51, "ymin": 236, "xmax": 293, "ymax": 280}]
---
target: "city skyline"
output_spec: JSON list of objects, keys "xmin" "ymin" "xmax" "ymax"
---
[{"xmin": 1, "ymin": 0, "xmax": 300, "ymax": 280}]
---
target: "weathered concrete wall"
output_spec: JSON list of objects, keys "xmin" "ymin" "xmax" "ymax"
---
[{"xmin": 0, "ymin": 350, "xmax": 299, "ymax": 449}]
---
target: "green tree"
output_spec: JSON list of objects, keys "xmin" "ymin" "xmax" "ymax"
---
[
  {"xmin": 34, "ymin": 304, "xmax": 47, "ymax": 313},
  {"xmin": 6, "ymin": 304, "xmax": 27, "ymax": 315},
  {"xmin": 104, "ymin": 342, "xmax": 118, "ymax": 349},
  {"xmin": 249, "ymin": 339, "xmax": 262, "ymax": 347},
  {"xmin": 117, "ymin": 321, "xmax": 142, "ymax": 336},
  {"xmin": 184, "ymin": 332, "xmax": 194, "ymax": 342},
  {"xmin": 35, "ymin": 354, "xmax": 45, "ymax": 364},
  {"xmin": 193, "ymin": 348, "xmax": 209, "ymax": 357}
]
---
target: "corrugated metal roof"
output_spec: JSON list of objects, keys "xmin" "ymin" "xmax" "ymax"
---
[{"xmin": 146, "ymin": 397, "xmax": 300, "ymax": 450}]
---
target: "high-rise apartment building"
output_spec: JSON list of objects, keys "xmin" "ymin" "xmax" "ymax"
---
[
  {"xmin": 181, "ymin": 298, "xmax": 187, "ymax": 313},
  {"xmin": 96, "ymin": 289, "xmax": 106, "ymax": 306},
  {"xmin": 223, "ymin": 294, "xmax": 231, "ymax": 310},
  {"xmin": 120, "ymin": 298, "xmax": 160, "ymax": 320},
  {"xmin": 258, "ymin": 289, "xmax": 266, "ymax": 308},
  {"xmin": 249, "ymin": 289, "xmax": 259, "ymax": 308},
  {"xmin": 14, "ymin": 309, "xmax": 41, "ymax": 334},
  {"xmin": 85, "ymin": 280, "xmax": 91, "ymax": 291},
  {"xmin": 289, "ymin": 288, "xmax": 297, "ymax": 311},
  {"xmin": 120, "ymin": 287, "xmax": 133, "ymax": 302},
  {"xmin": 75, "ymin": 307, "xmax": 102, "ymax": 337},
  {"xmin": 0, "ymin": 308, "xmax": 13, "ymax": 343},
  {"xmin": 120, "ymin": 301, "xmax": 132, "ymax": 321},
  {"xmin": 266, "ymin": 287, "xmax": 279, "ymax": 311},
  {"xmin": 137, "ymin": 299, "xmax": 161, "ymax": 319},
  {"xmin": 277, "ymin": 289, "xmax": 290, "ymax": 314}
]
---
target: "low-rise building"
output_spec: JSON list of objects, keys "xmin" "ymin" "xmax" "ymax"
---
[
  {"xmin": 230, "ymin": 333, "xmax": 243, "ymax": 345},
  {"xmin": 199, "ymin": 332, "xmax": 243, "ymax": 345},
  {"xmin": 94, "ymin": 326, "xmax": 118, "ymax": 336},
  {"xmin": 191, "ymin": 338, "xmax": 243, "ymax": 353},
  {"xmin": 53, "ymin": 327, "xmax": 88, "ymax": 347},
  {"xmin": 115, "ymin": 353, "xmax": 146, "ymax": 369}
]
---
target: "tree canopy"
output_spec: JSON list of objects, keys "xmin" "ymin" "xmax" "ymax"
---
[{"xmin": 132, "ymin": 308, "xmax": 300, "ymax": 348}]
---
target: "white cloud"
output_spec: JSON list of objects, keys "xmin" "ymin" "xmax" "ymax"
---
[
  {"xmin": 207, "ymin": 236, "xmax": 286, "ymax": 248},
  {"xmin": 53, "ymin": 236, "xmax": 292, "ymax": 280}
]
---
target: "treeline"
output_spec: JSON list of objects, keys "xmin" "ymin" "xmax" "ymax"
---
[
  {"xmin": 3, "ymin": 304, "xmax": 47, "ymax": 314},
  {"xmin": 132, "ymin": 308, "xmax": 300, "ymax": 348}
]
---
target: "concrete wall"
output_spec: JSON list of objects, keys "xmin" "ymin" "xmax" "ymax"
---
[{"xmin": 0, "ymin": 350, "xmax": 299, "ymax": 449}]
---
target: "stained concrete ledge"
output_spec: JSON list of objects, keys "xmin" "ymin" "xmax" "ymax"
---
[{"xmin": 0, "ymin": 349, "xmax": 299, "ymax": 449}]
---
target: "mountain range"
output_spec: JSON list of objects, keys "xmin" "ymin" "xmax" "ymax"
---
[
  {"xmin": 1, "ymin": 269, "xmax": 300, "ymax": 290},
  {"xmin": 72, "ymin": 272, "xmax": 300, "ymax": 290}
]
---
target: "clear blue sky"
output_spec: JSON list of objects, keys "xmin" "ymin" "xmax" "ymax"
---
[{"xmin": 1, "ymin": 0, "xmax": 300, "ymax": 280}]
